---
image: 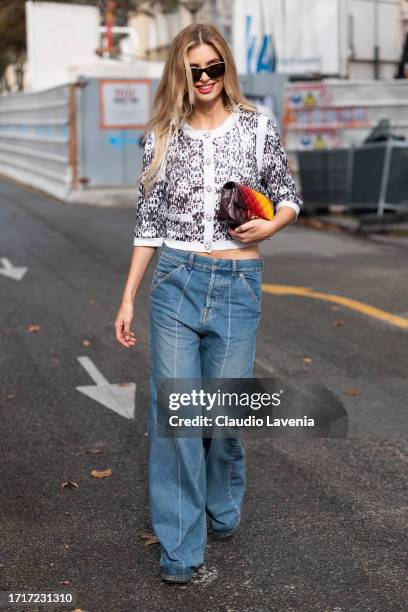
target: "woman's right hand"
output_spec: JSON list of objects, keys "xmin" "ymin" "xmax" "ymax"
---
[
  {"xmin": 115, "ymin": 244, "xmax": 157, "ymax": 347},
  {"xmin": 115, "ymin": 301, "xmax": 136, "ymax": 348}
]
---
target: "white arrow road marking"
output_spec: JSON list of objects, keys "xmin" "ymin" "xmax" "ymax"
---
[
  {"xmin": 0, "ymin": 257, "xmax": 28, "ymax": 281},
  {"xmin": 76, "ymin": 356, "xmax": 136, "ymax": 420}
]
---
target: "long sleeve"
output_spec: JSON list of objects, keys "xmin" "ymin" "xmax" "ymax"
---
[
  {"xmin": 260, "ymin": 118, "xmax": 303, "ymax": 223},
  {"xmin": 133, "ymin": 131, "xmax": 167, "ymax": 246}
]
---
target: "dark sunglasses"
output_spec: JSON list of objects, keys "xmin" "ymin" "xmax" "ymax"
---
[{"xmin": 190, "ymin": 61, "xmax": 225, "ymax": 83}]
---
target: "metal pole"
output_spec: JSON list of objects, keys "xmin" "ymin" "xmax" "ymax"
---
[
  {"xmin": 374, "ymin": 0, "xmax": 380, "ymax": 79},
  {"xmin": 281, "ymin": 0, "xmax": 287, "ymax": 75},
  {"xmin": 347, "ymin": 144, "xmax": 354, "ymax": 205},
  {"xmin": 337, "ymin": 0, "xmax": 342, "ymax": 77},
  {"xmin": 378, "ymin": 140, "xmax": 392, "ymax": 216},
  {"xmin": 105, "ymin": 0, "xmax": 116, "ymax": 52}
]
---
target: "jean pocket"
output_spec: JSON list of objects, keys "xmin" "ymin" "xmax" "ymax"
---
[
  {"xmin": 151, "ymin": 260, "xmax": 186, "ymax": 293},
  {"xmin": 238, "ymin": 270, "xmax": 263, "ymax": 303}
]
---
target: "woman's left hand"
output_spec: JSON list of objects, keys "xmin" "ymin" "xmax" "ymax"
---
[{"xmin": 228, "ymin": 218, "xmax": 278, "ymax": 243}]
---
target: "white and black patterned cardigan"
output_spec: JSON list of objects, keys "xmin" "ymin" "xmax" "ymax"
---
[{"xmin": 133, "ymin": 108, "xmax": 302, "ymax": 252}]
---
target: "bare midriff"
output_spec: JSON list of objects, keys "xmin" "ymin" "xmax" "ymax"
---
[{"xmin": 190, "ymin": 245, "xmax": 261, "ymax": 259}]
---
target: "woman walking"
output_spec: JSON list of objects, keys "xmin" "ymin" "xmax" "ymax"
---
[{"xmin": 115, "ymin": 23, "xmax": 302, "ymax": 584}]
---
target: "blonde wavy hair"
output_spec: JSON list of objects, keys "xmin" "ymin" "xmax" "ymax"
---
[{"xmin": 141, "ymin": 22, "xmax": 258, "ymax": 192}]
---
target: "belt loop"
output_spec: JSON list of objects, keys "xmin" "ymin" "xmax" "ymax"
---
[
  {"xmin": 187, "ymin": 252, "xmax": 194, "ymax": 271},
  {"xmin": 232, "ymin": 259, "xmax": 237, "ymax": 278}
]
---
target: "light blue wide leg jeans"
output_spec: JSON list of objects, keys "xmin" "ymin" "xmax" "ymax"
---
[{"xmin": 148, "ymin": 243, "xmax": 263, "ymax": 579}]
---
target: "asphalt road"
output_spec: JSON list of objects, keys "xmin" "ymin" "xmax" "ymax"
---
[{"xmin": 1, "ymin": 177, "xmax": 407, "ymax": 612}]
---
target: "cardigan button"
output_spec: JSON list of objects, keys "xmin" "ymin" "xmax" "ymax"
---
[
  {"xmin": 206, "ymin": 185, "xmax": 212, "ymax": 192},
  {"xmin": 204, "ymin": 132, "xmax": 211, "ymax": 138},
  {"xmin": 205, "ymin": 214, "xmax": 212, "ymax": 221},
  {"xmin": 204, "ymin": 242, "xmax": 211, "ymax": 250}
]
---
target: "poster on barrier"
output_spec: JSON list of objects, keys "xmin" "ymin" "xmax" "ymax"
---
[{"xmin": 99, "ymin": 79, "xmax": 152, "ymax": 129}]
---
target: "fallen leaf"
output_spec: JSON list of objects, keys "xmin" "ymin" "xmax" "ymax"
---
[
  {"xmin": 333, "ymin": 319, "xmax": 345, "ymax": 326},
  {"xmin": 62, "ymin": 481, "xmax": 79, "ymax": 489},
  {"xmin": 344, "ymin": 388, "xmax": 360, "ymax": 396},
  {"xmin": 59, "ymin": 580, "xmax": 70, "ymax": 585},
  {"xmin": 303, "ymin": 220, "xmax": 324, "ymax": 229},
  {"xmin": 302, "ymin": 357, "xmax": 312, "ymax": 363},
  {"xmin": 28, "ymin": 324, "xmax": 41, "ymax": 333},
  {"xmin": 51, "ymin": 357, "xmax": 60, "ymax": 364},
  {"xmin": 331, "ymin": 305, "xmax": 341, "ymax": 311},
  {"xmin": 7, "ymin": 393, "xmax": 16, "ymax": 399},
  {"xmin": 90, "ymin": 468, "xmax": 112, "ymax": 478},
  {"xmin": 82, "ymin": 339, "xmax": 91, "ymax": 347},
  {"xmin": 141, "ymin": 533, "xmax": 159, "ymax": 546},
  {"xmin": 85, "ymin": 448, "xmax": 104, "ymax": 455}
]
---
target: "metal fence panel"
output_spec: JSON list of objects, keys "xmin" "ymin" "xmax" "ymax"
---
[
  {"xmin": 351, "ymin": 142, "xmax": 408, "ymax": 213},
  {"xmin": 386, "ymin": 146, "xmax": 408, "ymax": 206},
  {"xmin": 0, "ymin": 84, "xmax": 72, "ymax": 200},
  {"xmin": 75, "ymin": 77, "xmax": 160, "ymax": 189},
  {"xmin": 351, "ymin": 145, "xmax": 386, "ymax": 207},
  {"xmin": 298, "ymin": 149, "xmax": 351, "ymax": 208}
]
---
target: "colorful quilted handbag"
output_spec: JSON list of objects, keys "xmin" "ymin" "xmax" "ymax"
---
[{"xmin": 217, "ymin": 181, "xmax": 275, "ymax": 228}]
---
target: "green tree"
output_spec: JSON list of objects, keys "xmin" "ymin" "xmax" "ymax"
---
[{"xmin": 0, "ymin": 0, "xmax": 180, "ymax": 91}]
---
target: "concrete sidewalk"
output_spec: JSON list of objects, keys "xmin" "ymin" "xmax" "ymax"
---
[
  {"xmin": 67, "ymin": 187, "xmax": 138, "ymax": 208},
  {"xmin": 299, "ymin": 214, "xmax": 408, "ymax": 250}
]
